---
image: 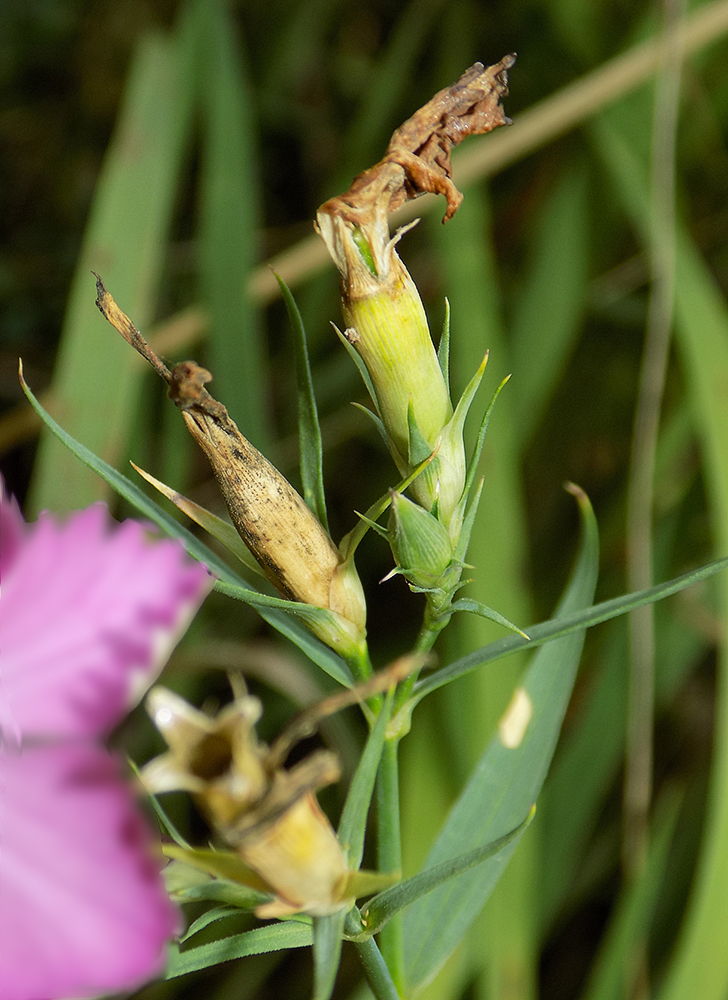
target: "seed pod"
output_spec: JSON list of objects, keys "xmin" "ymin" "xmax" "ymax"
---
[{"xmin": 94, "ymin": 277, "xmax": 366, "ymax": 653}]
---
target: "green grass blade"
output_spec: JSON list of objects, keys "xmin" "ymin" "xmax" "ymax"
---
[
  {"xmin": 361, "ymin": 808, "xmax": 534, "ymax": 938},
  {"xmin": 313, "ymin": 912, "xmax": 347, "ymax": 1000},
  {"xmin": 580, "ymin": 790, "xmax": 682, "ymax": 1000},
  {"xmin": 402, "ymin": 488, "xmax": 599, "ymax": 993},
  {"xmin": 29, "ymin": 26, "xmax": 195, "ymax": 513},
  {"xmin": 509, "ymin": 161, "xmax": 590, "ymax": 449},
  {"xmin": 593, "ymin": 110, "xmax": 728, "ymax": 1000},
  {"xmin": 166, "ymin": 921, "xmax": 313, "ymax": 978},
  {"xmin": 196, "ymin": 0, "xmax": 267, "ymax": 446},
  {"xmin": 276, "ymin": 273, "xmax": 328, "ymax": 529},
  {"xmin": 426, "ymin": 182, "xmax": 538, "ymax": 1000},
  {"xmin": 540, "ymin": 601, "xmax": 706, "ymax": 933},
  {"xmin": 334, "ymin": 0, "xmax": 447, "ymax": 186}
]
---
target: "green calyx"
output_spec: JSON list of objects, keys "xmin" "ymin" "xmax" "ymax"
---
[{"xmin": 387, "ymin": 492, "xmax": 454, "ymax": 591}]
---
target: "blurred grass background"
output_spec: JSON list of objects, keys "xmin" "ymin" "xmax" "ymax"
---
[{"xmin": 2, "ymin": 0, "xmax": 728, "ymax": 998}]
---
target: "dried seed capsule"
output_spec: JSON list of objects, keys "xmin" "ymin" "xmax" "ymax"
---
[{"xmin": 94, "ymin": 277, "xmax": 366, "ymax": 655}]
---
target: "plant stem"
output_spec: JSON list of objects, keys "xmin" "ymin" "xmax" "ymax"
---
[
  {"xmin": 347, "ymin": 641, "xmax": 375, "ymax": 683},
  {"xmin": 624, "ymin": 0, "xmax": 683, "ymax": 884},
  {"xmin": 355, "ymin": 936, "xmax": 402, "ymax": 1000},
  {"xmin": 376, "ymin": 737, "xmax": 405, "ymax": 992}
]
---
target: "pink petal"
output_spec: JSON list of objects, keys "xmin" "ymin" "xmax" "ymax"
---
[
  {"xmin": 0, "ymin": 478, "xmax": 25, "ymax": 581},
  {"xmin": 2, "ymin": 504, "xmax": 214, "ymax": 742},
  {"xmin": 0, "ymin": 743, "xmax": 180, "ymax": 1000}
]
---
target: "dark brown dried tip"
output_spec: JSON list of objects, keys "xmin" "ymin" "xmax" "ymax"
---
[
  {"xmin": 318, "ymin": 53, "xmax": 515, "ymax": 226},
  {"xmin": 169, "ymin": 361, "xmax": 226, "ymax": 418},
  {"xmin": 93, "ymin": 273, "xmax": 172, "ymax": 383},
  {"xmin": 93, "ymin": 275, "xmax": 226, "ymax": 419}
]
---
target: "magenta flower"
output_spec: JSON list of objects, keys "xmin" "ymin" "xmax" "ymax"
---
[{"xmin": 0, "ymin": 482, "xmax": 214, "ymax": 1000}]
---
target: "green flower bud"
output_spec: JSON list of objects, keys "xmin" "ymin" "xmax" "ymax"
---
[
  {"xmin": 388, "ymin": 492, "xmax": 454, "ymax": 590},
  {"xmin": 316, "ymin": 57, "xmax": 514, "ymax": 528},
  {"xmin": 317, "ymin": 212, "xmax": 451, "ymax": 468}
]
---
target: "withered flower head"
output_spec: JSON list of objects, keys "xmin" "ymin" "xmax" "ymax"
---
[
  {"xmin": 142, "ymin": 687, "xmax": 366, "ymax": 918},
  {"xmin": 315, "ymin": 57, "xmax": 514, "ymax": 524},
  {"xmin": 142, "ymin": 663, "xmax": 418, "ymax": 917},
  {"xmin": 94, "ymin": 276, "xmax": 366, "ymax": 655}
]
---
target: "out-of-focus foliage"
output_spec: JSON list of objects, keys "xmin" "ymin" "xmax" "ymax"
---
[{"xmin": 2, "ymin": 0, "xmax": 728, "ymax": 998}]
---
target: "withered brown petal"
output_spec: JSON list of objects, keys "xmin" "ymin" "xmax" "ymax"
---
[{"xmin": 317, "ymin": 54, "xmax": 515, "ymax": 227}]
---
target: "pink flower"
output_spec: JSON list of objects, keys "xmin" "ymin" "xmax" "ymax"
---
[{"xmin": 0, "ymin": 482, "xmax": 214, "ymax": 1000}]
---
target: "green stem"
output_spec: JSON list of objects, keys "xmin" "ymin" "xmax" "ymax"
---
[
  {"xmin": 376, "ymin": 738, "xmax": 405, "ymax": 992},
  {"xmin": 370, "ymin": 588, "xmax": 457, "ymax": 992},
  {"xmin": 346, "ymin": 640, "xmax": 374, "ymax": 683},
  {"xmin": 355, "ymin": 937, "xmax": 402, "ymax": 1000},
  {"xmin": 395, "ymin": 593, "xmax": 449, "ymax": 711}
]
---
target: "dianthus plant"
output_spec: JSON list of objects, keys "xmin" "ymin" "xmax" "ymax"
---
[{"xmin": 17, "ymin": 56, "xmax": 728, "ymax": 1000}]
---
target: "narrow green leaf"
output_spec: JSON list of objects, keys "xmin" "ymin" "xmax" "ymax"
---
[
  {"xmin": 163, "ymin": 845, "xmax": 269, "ymax": 893},
  {"xmin": 338, "ymin": 695, "xmax": 393, "ymax": 869},
  {"xmin": 313, "ymin": 912, "xmax": 347, "ymax": 1000},
  {"xmin": 429, "ymin": 181, "xmax": 538, "ymax": 997},
  {"xmin": 402, "ymin": 487, "xmax": 599, "ymax": 992},
  {"xmin": 171, "ymin": 880, "xmax": 269, "ymax": 910},
  {"xmin": 406, "ymin": 400, "xmax": 434, "ymax": 467},
  {"xmin": 361, "ymin": 808, "xmax": 534, "ymax": 938},
  {"xmin": 410, "ymin": 555, "xmax": 728, "ymax": 708},
  {"xmin": 449, "ymin": 598, "xmax": 530, "ymax": 639},
  {"xmin": 459, "ymin": 373, "xmax": 511, "ymax": 519},
  {"xmin": 351, "ymin": 401, "xmax": 389, "ymax": 449},
  {"xmin": 339, "ymin": 449, "xmax": 441, "ymax": 562},
  {"xmin": 166, "ymin": 922, "xmax": 313, "ymax": 978},
  {"xmin": 20, "ymin": 370, "xmax": 354, "ymax": 688},
  {"xmin": 128, "ymin": 759, "xmax": 190, "ymax": 850},
  {"xmin": 276, "ymin": 273, "xmax": 328, "ymax": 529},
  {"xmin": 594, "ymin": 107, "xmax": 728, "ymax": 1000},
  {"xmin": 29, "ymin": 24, "xmax": 196, "ymax": 513},
  {"xmin": 180, "ymin": 906, "xmax": 241, "ymax": 943},
  {"xmin": 334, "ymin": 324, "xmax": 380, "ymax": 414},
  {"xmin": 538, "ymin": 621, "xmax": 628, "ymax": 932},
  {"xmin": 539, "ymin": 604, "xmax": 706, "ymax": 934}
]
